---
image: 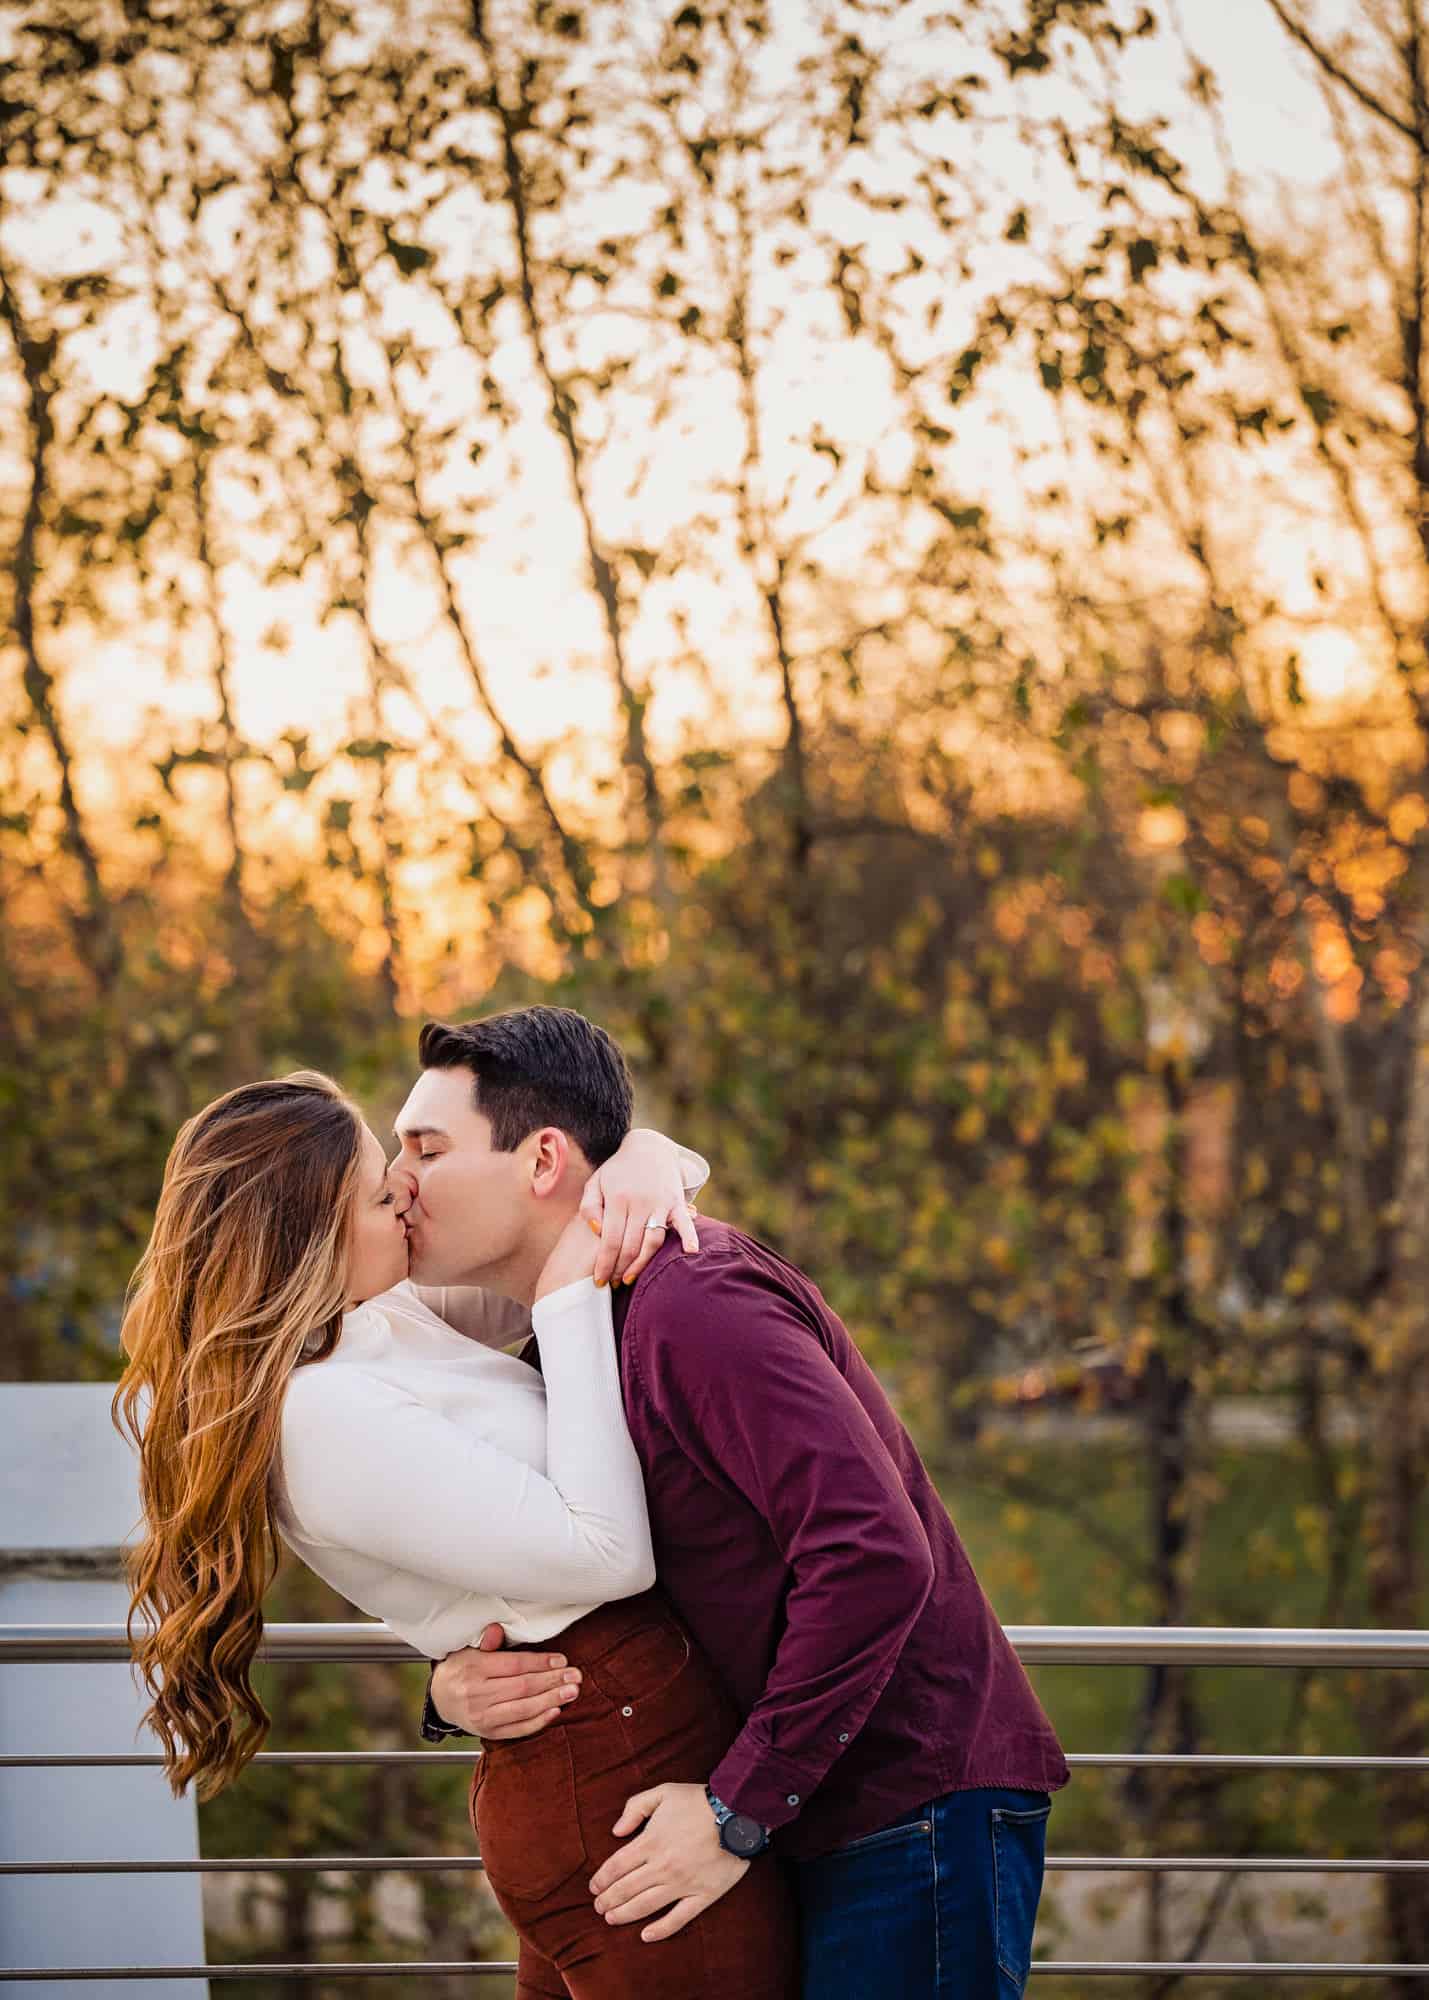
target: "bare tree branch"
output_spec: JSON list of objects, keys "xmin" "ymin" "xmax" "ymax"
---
[{"xmin": 1263, "ymin": 0, "xmax": 1418, "ymax": 138}]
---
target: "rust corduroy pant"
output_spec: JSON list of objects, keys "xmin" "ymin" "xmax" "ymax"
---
[{"xmin": 468, "ymin": 1589, "xmax": 799, "ymax": 2000}]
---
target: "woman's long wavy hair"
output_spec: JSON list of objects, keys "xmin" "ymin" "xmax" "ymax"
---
[{"xmin": 112, "ymin": 1071, "xmax": 364, "ymax": 1800}]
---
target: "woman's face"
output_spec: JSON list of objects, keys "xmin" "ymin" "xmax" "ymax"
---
[{"xmin": 344, "ymin": 1124, "xmax": 412, "ymax": 1307}]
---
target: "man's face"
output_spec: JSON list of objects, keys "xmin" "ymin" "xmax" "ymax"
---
[{"xmin": 393, "ymin": 1068, "xmax": 533, "ymax": 1287}]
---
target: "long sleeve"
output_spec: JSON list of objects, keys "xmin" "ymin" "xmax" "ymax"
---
[
  {"xmin": 672, "ymin": 1138, "xmax": 710, "ymax": 1198},
  {"xmin": 280, "ymin": 1278, "xmax": 654, "ymax": 1607},
  {"xmin": 629, "ymin": 1257, "xmax": 934, "ymax": 1830}
]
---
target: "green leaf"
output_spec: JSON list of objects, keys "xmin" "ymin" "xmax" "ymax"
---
[{"xmin": 1162, "ymin": 872, "xmax": 1206, "ymax": 915}]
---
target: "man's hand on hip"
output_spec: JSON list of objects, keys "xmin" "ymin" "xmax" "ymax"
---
[
  {"xmin": 430, "ymin": 1623, "xmax": 581, "ymax": 1740},
  {"xmin": 589, "ymin": 1781, "xmax": 750, "ymax": 1942}
]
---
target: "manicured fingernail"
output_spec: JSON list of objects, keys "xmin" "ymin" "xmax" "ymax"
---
[
  {"xmin": 548, "ymin": 1657, "xmax": 565, "ymax": 1669},
  {"xmin": 586, "ymin": 1218, "xmax": 601, "ymax": 1235},
  {"xmin": 563, "ymin": 1669, "xmax": 581, "ymax": 1682},
  {"xmin": 594, "ymin": 1278, "xmax": 607, "ymax": 1289},
  {"xmin": 560, "ymin": 1686, "xmax": 577, "ymax": 1701}
]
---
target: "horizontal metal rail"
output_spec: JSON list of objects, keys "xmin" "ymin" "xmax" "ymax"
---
[
  {"xmin": 2, "ymin": 1857, "xmax": 487, "ymax": 1874},
  {"xmin": 4, "ymin": 1962, "xmax": 1429, "ymax": 1982},
  {"xmin": 1067, "ymin": 1752, "xmax": 1429, "ymax": 1769},
  {"xmin": 6, "ymin": 1748, "xmax": 1428, "ymax": 1770},
  {"xmin": 1032, "ymin": 1967, "xmax": 1429, "ymax": 1980},
  {"xmin": 0, "ymin": 1964, "xmax": 517, "ymax": 1981},
  {"xmin": 5, "ymin": 1625, "xmax": 1426, "ymax": 1985},
  {"xmin": 4, "ymin": 1853, "xmax": 1428, "ymax": 1876},
  {"xmin": 4, "ymin": 1622, "xmax": 1428, "ymax": 1666}
]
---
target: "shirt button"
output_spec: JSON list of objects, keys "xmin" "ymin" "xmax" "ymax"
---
[
  {"xmin": 621, "ymin": 1706, "xmax": 634, "ymax": 1718},
  {"xmin": 786, "ymin": 1793, "xmax": 800, "ymax": 1806}
]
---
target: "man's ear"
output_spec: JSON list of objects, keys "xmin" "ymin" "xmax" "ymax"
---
[{"xmin": 528, "ymin": 1126, "xmax": 572, "ymax": 1198}]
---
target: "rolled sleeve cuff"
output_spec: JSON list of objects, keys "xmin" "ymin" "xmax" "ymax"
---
[
  {"xmin": 708, "ymin": 1743, "xmax": 822, "ymax": 1832},
  {"xmin": 677, "ymin": 1145, "xmax": 710, "ymax": 1199},
  {"xmin": 530, "ymin": 1274, "xmax": 600, "ymax": 1330}
]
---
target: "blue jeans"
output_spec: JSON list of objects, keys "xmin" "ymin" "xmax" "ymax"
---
[{"xmin": 792, "ymin": 1787, "xmax": 1051, "ymax": 1999}]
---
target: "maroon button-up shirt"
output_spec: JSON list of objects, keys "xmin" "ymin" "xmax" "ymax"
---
[{"xmin": 613, "ymin": 1219, "xmax": 1069, "ymax": 1859}]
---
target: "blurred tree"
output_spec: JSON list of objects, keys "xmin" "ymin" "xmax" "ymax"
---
[{"xmin": 2, "ymin": 0, "xmax": 1426, "ymax": 1983}]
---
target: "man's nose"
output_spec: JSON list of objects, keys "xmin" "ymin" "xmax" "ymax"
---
[{"xmin": 388, "ymin": 1164, "xmax": 418, "ymax": 1207}]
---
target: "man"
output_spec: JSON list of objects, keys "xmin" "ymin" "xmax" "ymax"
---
[{"xmin": 401, "ymin": 1004, "xmax": 1069, "ymax": 1998}]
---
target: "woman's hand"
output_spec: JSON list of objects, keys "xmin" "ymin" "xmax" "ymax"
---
[{"xmin": 579, "ymin": 1129, "xmax": 701, "ymax": 1287}]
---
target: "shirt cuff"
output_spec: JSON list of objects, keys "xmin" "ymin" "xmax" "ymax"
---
[
  {"xmin": 708, "ymin": 1742, "xmax": 820, "ymax": 1832},
  {"xmin": 677, "ymin": 1145, "xmax": 710, "ymax": 1199},
  {"xmin": 531, "ymin": 1274, "xmax": 601, "ymax": 1328}
]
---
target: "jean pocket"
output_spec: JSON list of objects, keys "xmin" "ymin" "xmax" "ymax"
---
[
  {"xmin": 833, "ymin": 1810, "xmax": 934, "ymax": 1859},
  {"xmin": 991, "ymin": 1801, "xmax": 1050, "ymax": 1996},
  {"xmin": 474, "ymin": 1726, "xmax": 587, "ymax": 1902}
]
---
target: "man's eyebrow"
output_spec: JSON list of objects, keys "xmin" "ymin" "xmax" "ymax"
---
[{"xmin": 394, "ymin": 1123, "xmax": 450, "ymax": 1141}]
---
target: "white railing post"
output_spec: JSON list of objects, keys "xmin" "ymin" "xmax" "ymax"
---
[{"xmin": 0, "ymin": 1386, "xmax": 209, "ymax": 2000}]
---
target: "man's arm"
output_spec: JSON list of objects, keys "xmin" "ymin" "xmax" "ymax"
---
[
  {"xmin": 586, "ymin": 1253, "xmax": 935, "ymax": 1940},
  {"xmin": 640, "ymin": 1254, "xmax": 935, "ymax": 1826},
  {"xmin": 421, "ymin": 1624, "xmax": 582, "ymax": 1742}
]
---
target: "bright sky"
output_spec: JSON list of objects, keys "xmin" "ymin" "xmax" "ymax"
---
[{"xmin": 36, "ymin": 0, "xmax": 1356, "ymax": 781}]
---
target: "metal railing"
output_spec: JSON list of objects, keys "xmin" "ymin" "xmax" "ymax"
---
[{"xmin": 3, "ymin": 1623, "xmax": 1428, "ymax": 1983}]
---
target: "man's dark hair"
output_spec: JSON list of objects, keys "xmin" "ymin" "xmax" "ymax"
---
[{"xmin": 417, "ymin": 1006, "xmax": 634, "ymax": 1165}]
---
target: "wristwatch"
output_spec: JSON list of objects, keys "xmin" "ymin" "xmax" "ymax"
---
[
  {"xmin": 706, "ymin": 1788, "xmax": 772, "ymax": 1858},
  {"xmin": 419, "ymin": 1663, "xmax": 473, "ymax": 1744}
]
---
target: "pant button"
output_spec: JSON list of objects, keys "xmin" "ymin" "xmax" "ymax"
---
[{"xmin": 621, "ymin": 1705, "xmax": 634, "ymax": 1717}]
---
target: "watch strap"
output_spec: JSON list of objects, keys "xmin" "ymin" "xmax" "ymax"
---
[
  {"xmin": 706, "ymin": 1787, "xmax": 771, "ymax": 1856},
  {"xmin": 420, "ymin": 1661, "xmax": 473, "ymax": 1743}
]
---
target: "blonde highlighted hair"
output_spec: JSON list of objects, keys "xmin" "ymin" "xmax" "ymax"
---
[{"xmin": 112, "ymin": 1071, "xmax": 364, "ymax": 1800}]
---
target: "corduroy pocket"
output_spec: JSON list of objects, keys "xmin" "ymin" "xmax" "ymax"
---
[{"xmin": 474, "ymin": 1725, "xmax": 587, "ymax": 1902}]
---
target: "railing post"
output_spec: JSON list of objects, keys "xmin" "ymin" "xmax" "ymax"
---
[{"xmin": 0, "ymin": 1385, "xmax": 209, "ymax": 1998}]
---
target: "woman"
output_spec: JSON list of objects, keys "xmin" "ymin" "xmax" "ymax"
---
[{"xmin": 113, "ymin": 1069, "xmax": 797, "ymax": 1998}]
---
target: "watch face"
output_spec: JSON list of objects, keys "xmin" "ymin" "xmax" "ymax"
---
[{"xmin": 723, "ymin": 1813, "xmax": 767, "ymax": 1858}]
